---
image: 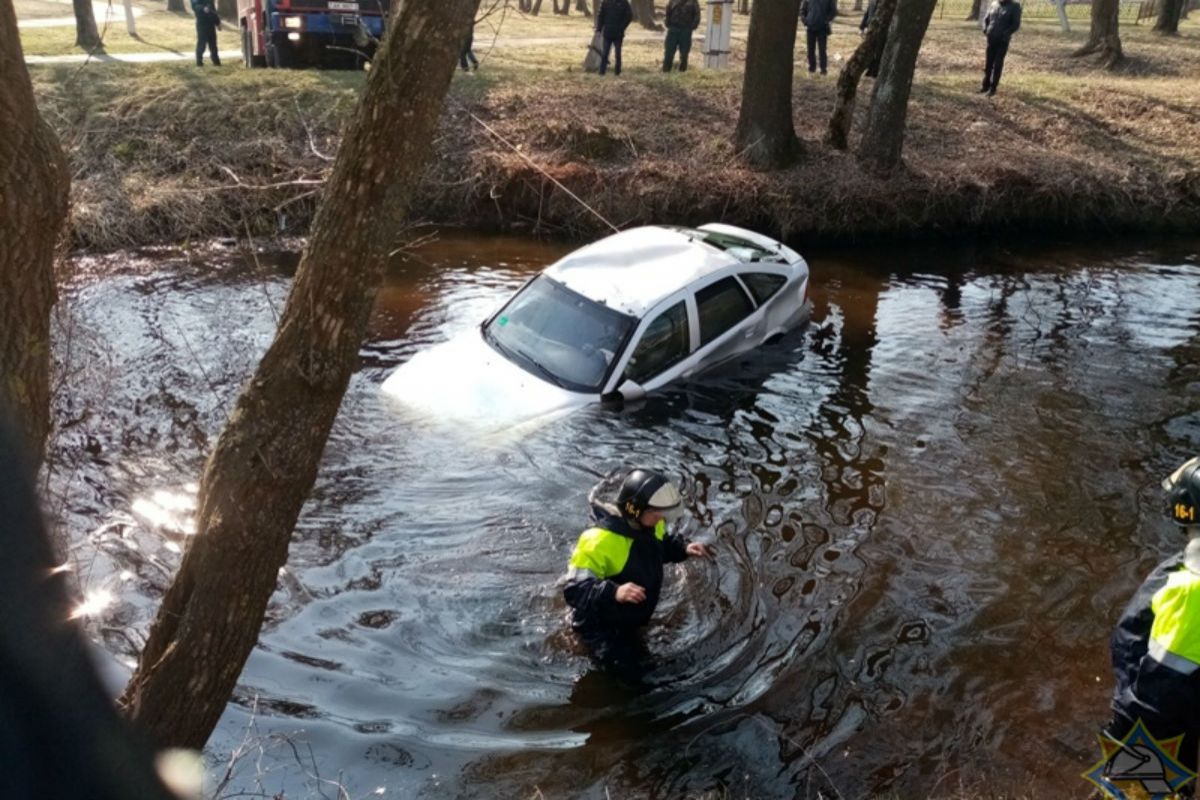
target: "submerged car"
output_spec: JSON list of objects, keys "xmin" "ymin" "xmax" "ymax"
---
[{"xmin": 381, "ymin": 223, "xmax": 810, "ymax": 426}]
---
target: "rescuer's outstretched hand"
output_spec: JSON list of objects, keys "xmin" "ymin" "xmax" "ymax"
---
[
  {"xmin": 686, "ymin": 542, "xmax": 715, "ymax": 559},
  {"xmin": 616, "ymin": 582, "xmax": 647, "ymax": 603}
]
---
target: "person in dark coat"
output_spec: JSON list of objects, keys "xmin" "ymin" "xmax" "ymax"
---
[
  {"xmin": 460, "ymin": 26, "xmax": 479, "ymax": 71},
  {"xmin": 563, "ymin": 469, "xmax": 713, "ymax": 682},
  {"xmin": 1101, "ymin": 457, "xmax": 1200, "ymax": 791},
  {"xmin": 801, "ymin": 0, "xmax": 837, "ymax": 75},
  {"xmin": 191, "ymin": 0, "xmax": 221, "ymax": 66},
  {"xmin": 595, "ymin": 0, "xmax": 634, "ymax": 76},
  {"xmin": 980, "ymin": 0, "xmax": 1021, "ymax": 95},
  {"xmin": 663, "ymin": 0, "xmax": 701, "ymax": 72},
  {"xmin": 859, "ymin": 0, "xmax": 885, "ymax": 78}
]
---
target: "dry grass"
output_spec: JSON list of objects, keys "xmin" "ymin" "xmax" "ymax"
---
[{"xmin": 25, "ymin": 11, "xmax": 1200, "ymax": 251}]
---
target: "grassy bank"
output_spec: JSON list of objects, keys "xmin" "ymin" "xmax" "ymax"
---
[{"xmin": 26, "ymin": 12, "xmax": 1200, "ymax": 251}]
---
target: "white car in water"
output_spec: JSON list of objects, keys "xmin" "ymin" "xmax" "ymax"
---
[{"xmin": 381, "ymin": 224, "xmax": 810, "ymax": 426}]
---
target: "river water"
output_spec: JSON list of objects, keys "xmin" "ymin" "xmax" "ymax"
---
[{"xmin": 48, "ymin": 234, "xmax": 1199, "ymax": 799}]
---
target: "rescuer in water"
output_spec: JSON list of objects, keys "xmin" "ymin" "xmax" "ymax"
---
[
  {"xmin": 1104, "ymin": 455, "xmax": 1200, "ymax": 783},
  {"xmin": 563, "ymin": 468, "xmax": 713, "ymax": 682}
]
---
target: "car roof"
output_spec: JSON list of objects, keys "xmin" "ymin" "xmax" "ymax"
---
[{"xmin": 542, "ymin": 225, "xmax": 758, "ymax": 318}]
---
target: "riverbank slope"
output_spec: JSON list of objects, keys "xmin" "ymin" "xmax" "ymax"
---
[{"xmin": 27, "ymin": 13, "xmax": 1200, "ymax": 251}]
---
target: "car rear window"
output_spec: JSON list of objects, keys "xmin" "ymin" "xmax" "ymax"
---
[
  {"xmin": 625, "ymin": 301, "xmax": 690, "ymax": 384},
  {"xmin": 696, "ymin": 277, "xmax": 754, "ymax": 348},
  {"xmin": 740, "ymin": 272, "xmax": 787, "ymax": 305}
]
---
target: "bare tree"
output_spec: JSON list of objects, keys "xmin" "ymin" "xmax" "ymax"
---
[
  {"xmin": 1073, "ymin": 0, "xmax": 1122, "ymax": 66},
  {"xmin": 119, "ymin": 0, "xmax": 482, "ymax": 750},
  {"xmin": 1153, "ymin": 0, "xmax": 1184, "ymax": 31},
  {"xmin": 576, "ymin": 0, "xmax": 593, "ymax": 14},
  {"xmin": 733, "ymin": 0, "xmax": 804, "ymax": 169},
  {"xmin": 167, "ymin": 0, "xmax": 185, "ymax": 14},
  {"xmin": 966, "ymin": 0, "xmax": 982, "ymax": 21},
  {"xmin": 827, "ymin": 0, "xmax": 897, "ymax": 150},
  {"xmin": 633, "ymin": 0, "xmax": 661, "ymax": 28},
  {"xmin": 856, "ymin": 0, "xmax": 937, "ymax": 174},
  {"xmin": 73, "ymin": 0, "xmax": 102, "ymax": 49},
  {"xmin": 0, "ymin": 0, "xmax": 70, "ymax": 468}
]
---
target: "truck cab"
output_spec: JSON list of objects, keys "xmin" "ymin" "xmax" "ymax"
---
[{"xmin": 238, "ymin": 0, "xmax": 387, "ymax": 69}]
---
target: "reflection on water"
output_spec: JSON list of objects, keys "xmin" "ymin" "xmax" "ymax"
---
[{"xmin": 48, "ymin": 235, "xmax": 1200, "ymax": 799}]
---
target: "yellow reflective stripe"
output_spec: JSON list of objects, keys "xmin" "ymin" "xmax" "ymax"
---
[
  {"xmin": 1149, "ymin": 568, "xmax": 1200, "ymax": 667},
  {"xmin": 568, "ymin": 527, "xmax": 633, "ymax": 580},
  {"xmin": 655, "ymin": 520, "xmax": 666, "ymax": 541}
]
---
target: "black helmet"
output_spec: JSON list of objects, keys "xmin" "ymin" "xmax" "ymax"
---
[
  {"xmin": 1164, "ymin": 456, "xmax": 1200, "ymax": 526},
  {"xmin": 617, "ymin": 468, "xmax": 683, "ymax": 522}
]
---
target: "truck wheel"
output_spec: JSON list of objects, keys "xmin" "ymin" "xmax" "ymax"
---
[
  {"xmin": 241, "ymin": 27, "xmax": 265, "ymax": 68},
  {"xmin": 266, "ymin": 39, "xmax": 293, "ymax": 68}
]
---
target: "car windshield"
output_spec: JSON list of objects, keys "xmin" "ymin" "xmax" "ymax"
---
[{"xmin": 482, "ymin": 275, "xmax": 636, "ymax": 393}]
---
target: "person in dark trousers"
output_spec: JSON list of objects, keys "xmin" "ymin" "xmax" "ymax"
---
[
  {"xmin": 563, "ymin": 469, "xmax": 713, "ymax": 683},
  {"xmin": 663, "ymin": 0, "xmax": 701, "ymax": 72},
  {"xmin": 980, "ymin": 0, "xmax": 1021, "ymax": 96},
  {"xmin": 859, "ymin": 0, "xmax": 885, "ymax": 78},
  {"xmin": 595, "ymin": 0, "xmax": 633, "ymax": 76},
  {"xmin": 801, "ymin": 0, "xmax": 837, "ymax": 75},
  {"xmin": 460, "ymin": 26, "xmax": 479, "ymax": 71},
  {"xmin": 1102, "ymin": 457, "xmax": 1200, "ymax": 791},
  {"xmin": 191, "ymin": 0, "xmax": 220, "ymax": 66}
]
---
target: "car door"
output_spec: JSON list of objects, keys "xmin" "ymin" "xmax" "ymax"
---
[
  {"xmin": 690, "ymin": 273, "xmax": 762, "ymax": 372},
  {"xmin": 615, "ymin": 298, "xmax": 695, "ymax": 391}
]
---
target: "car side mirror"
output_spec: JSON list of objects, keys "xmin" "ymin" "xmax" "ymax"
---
[
  {"xmin": 617, "ymin": 379, "xmax": 646, "ymax": 402},
  {"xmin": 601, "ymin": 379, "xmax": 646, "ymax": 405}
]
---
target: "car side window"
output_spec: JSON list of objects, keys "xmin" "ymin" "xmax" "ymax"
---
[
  {"xmin": 625, "ymin": 302, "xmax": 690, "ymax": 384},
  {"xmin": 741, "ymin": 272, "xmax": 787, "ymax": 305},
  {"xmin": 696, "ymin": 277, "xmax": 754, "ymax": 347}
]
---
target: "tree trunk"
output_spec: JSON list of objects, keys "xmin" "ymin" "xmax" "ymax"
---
[
  {"xmin": 217, "ymin": 0, "xmax": 236, "ymax": 22},
  {"xmin": 122, "ymin": 0, "xmax": 138, "ymax": 36},
  {"xmin": 576, "ymin": 0, "xmax": 592, "ymax": 15},
  {"xmin": 1154, "ymin": 0, "xmax": 1184, "ymax": 32},
  {"xmin": 167, "ymin": 0, "xmax": 184, "ymax": 13},
  {"xmin": 966, "ymin": 0, "xmax": 981, "ymax": 21},
  {"xmin": 827, "ymin": 0, "xmax": 897, "ymax": 150},
  {"xmin": 1073, "ymin": 0, "xmax": 1122, "ymax": 66},
  {"xmin": 0, "ymin": 0, "xmax": 70, "ymax": 469},
  {"xmin": 856, "ymin": 0, "xmax": 937, "ymax": 175},
  {"xmin": 73, "ymin": 0, "xmax": 102, "ymax": 49},
  {"xmin": 632, "ymin": 0, "xmax": 661, "ymax": 28},
  {"xmin": 733, "ymin": 0, "xmax": 803, "ymax": 169},
  {"xmin": 118, "ymin": 0, "xmax": 482, "ymax": 751},
  {"xmin": 854, "ymin": 0, "xmax": 863, "ymax": 10},
  {"xmin": 738, "ymin": 0, "xmax": 749, "ymax": 10}
]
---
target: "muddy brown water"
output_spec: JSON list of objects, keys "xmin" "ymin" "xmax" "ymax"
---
[{"xmin": 48, "ymin": 234, "xmax": 1199, "ymax": 799}]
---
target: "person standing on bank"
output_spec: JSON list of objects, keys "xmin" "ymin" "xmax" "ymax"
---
[
  {"xmin": 595, "ymin": 0, "xmax": 634, "ymax": 76},
  {"xmin": 859, "ymin": 0, "xmax": 885, "ymax": 78},
  {"xmin": 801, "ymin": 0, "xmax": 838, "ymax": 75},
  {"xmin": 563, "ymin": 469, "xmax": 713, "ymax": 682},
  {"xmin": 460, "ymin": 25, "xmax": 479, "ymax": 72},
  {"xmin": 1103, "ymin": 457, "xmax": 1200, "ymax": 782},
  {"xmin": 980, "ymin": 0, "xmax": 1021, "ymax": 96},
  {"xmin": 192, "ymin": 0, "xmax": 221, "ymax": 67},
  {"xmin": 663, "ymin": 0, "xmax": 701, "ymax": 72}
]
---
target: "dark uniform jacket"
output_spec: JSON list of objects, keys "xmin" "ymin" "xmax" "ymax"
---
[
  {"xmin": 596, "ymin": 0, "xmax": 634, "ymax": 39},
  {"xmin": 1110, "ymin": 553, "xmax": 1200, "ymax": 731},
  {"xmin": 983, "ymin": 0, "xmax": 1022, "ymax": 43},
  {"xmin": 802, "ymin": 0, "xmax": 837, "ymax": 33},
  {"xmin": 665, "ymin": 0, "xmax": 701, "ymax": 30},
  {"xmin": 563, "ymin": 503, "xmax": 689, "ymax": 633},
  {"xmin": 191, "ymin": 0, "xmax": 219, "ymax": 26}
]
